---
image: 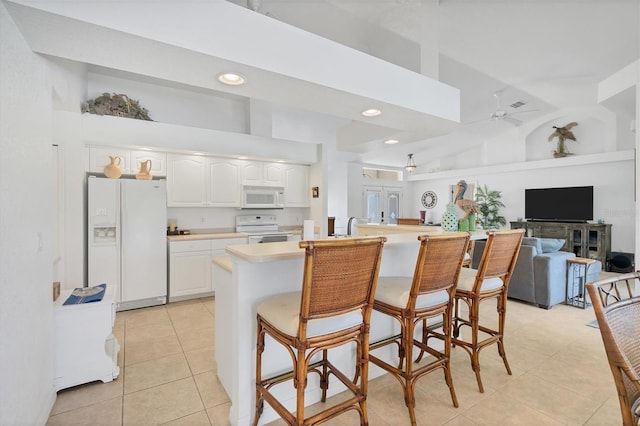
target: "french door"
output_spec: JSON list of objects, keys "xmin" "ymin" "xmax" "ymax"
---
[{"xmin": 363, "ymin": 186, "xmax": 402, "ymax": 224}]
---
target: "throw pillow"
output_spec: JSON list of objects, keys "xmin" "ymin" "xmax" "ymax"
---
[
  {"xmin": 540, "ymin": 238, "xmax": 565, "ymax": 253},
  {"xmin": 522, "ymin": 237, "xmax": 543, "ymax": 254}
]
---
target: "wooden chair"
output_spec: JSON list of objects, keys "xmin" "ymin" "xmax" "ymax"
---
[
  {"xmin": 586, "ymin": 272, "xmax": 640, "ymax": 426},
  {"xmin": 253, "ymin": 237, "xmax": 386, "ymax": 426},
  {"xmin": 369, "ymin": 233, "xmax": 471, "ymax": 425},
  {"xmin": 452, "ymin": 229, "xmax": 524, "ymax": 393},
  {"xmin": 462, "ymin": 239, "xmax": 475, "ymax": 268}
]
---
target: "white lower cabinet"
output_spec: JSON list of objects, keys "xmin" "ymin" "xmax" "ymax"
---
[
  {"xmin": 169, "ymin": 240, "xmax": 212, "ymax": 301},
  {"xmin": 169, "ymin": 237, "xmax": 247, "ymax": 302},
  {"xmin": 54, "ymin": 284, "xmax": 119, "ymax": 391}
]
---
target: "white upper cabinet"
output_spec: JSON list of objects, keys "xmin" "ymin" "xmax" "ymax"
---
[
  {"xmin": 241, "ymin": 161, "xmax": 284, "ymax": 187},
  {"xmin": 88, "ymin": 147, "xmax": 167, "ymax": 176},
  {"xmin": 166, "ymin": 154, "xmax": 207, "ymax": 207},
  {"xmin": 88, "ymin": 147, "xmax": 132, "ymax": 174},
  {"xmin": 167, "ymin": 155, "xmax": 242, "ymax": 207},
  {"xmin": 284, "ymin": 164, "xmax": 310, "ymax": 207},
  {"xmin": 207, "ymin": 158, "xmax": 241, "ymax": 207},
  {"xmin": 130, "ymin": 151, "xmax": 167, "ymax": 177}
]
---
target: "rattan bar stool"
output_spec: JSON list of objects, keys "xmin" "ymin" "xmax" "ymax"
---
[
  {"xmin": 586, "ymin": 271, "xmax": 640, "ymax": 426},
  {"xmin": 252, "ymin": 237, "xmax": 386, "ymax": 426},
  {"xmin": 462, "ymin": 239, "xmax": 475, "ymax": 268},
  {"xmin": 452, "ymin": 229, "xmax": 524, "ymax": 393},
  {"xmin": 369, "ymin": 233, "xmax": 471, "ymax": 425}
]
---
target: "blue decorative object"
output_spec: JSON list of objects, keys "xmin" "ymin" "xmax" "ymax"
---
[
  {"xmin": 63, "ymin": 283, "xmax": 107, "ymax": 305},
  {"xmin": 441, "ymin": 203, "xmax": 459, "ymax": 232}
]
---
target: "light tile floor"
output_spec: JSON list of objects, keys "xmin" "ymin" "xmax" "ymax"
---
[{"xmin": 47, "ymin": 295, "xmax": 622, "ymax": 425}]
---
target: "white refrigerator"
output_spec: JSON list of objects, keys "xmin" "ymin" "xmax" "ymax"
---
[{"xmin": 87, "ymin": 177, "xmax": 167, "ymax": 311}]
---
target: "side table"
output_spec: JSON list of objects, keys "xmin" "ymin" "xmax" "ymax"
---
[
  {"xmin": 566, "ymin": 257, "xmax": 598, "ymax": 309},
  {"xmin": 54, "ymin": 284, "xmax": 120, "ymax": 391}
]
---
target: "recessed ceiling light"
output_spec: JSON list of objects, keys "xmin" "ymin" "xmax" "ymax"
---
[
  {"xmin": 237, "ymin": 156, "xmax": 248, "ymax": 160},
  {"xmin": 217, "ymin": 73, "xmax": 246, "ymax": 86},
  {"xmin": 361, "ymin": 108, "xmax": 381, "ymax": 117},
  {"xmin": 192, "ymin": 152, "xmax": 204, "ymax": 156},
  {"xmin": 384, "ymin": 139, "xmax": 399, "ymax": 145}
]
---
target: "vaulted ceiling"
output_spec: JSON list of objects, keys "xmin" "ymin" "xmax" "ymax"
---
[
  {"xmin": 6, "ymin": 0, "xmax": 639, "ymax": 169},
  {"xmin": 235, "ymin": 0, "xmax": 639, "ymax": 167}
]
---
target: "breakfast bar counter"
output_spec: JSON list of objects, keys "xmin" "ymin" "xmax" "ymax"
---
[{"xmin": 215, "ymin": 231, "xmax": 480, "ymax": 425}]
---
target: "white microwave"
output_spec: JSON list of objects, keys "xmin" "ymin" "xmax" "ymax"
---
[{"xmin": 241, "ymin": 186, "xmax": 285, "ymax": 209}]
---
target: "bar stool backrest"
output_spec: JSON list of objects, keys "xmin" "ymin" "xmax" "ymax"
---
[{"xmin": 298, "ymin": 238, "xmax": 386, "ymax": 337}]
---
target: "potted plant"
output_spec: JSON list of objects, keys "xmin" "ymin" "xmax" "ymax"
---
[{"xmin": 475, "ymin": 185, "xmax": 506, "ymax": 229}]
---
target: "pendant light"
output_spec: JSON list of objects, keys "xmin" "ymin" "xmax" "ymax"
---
[{"xmin": 405, "ymin": 153, "xmax": 416, "ymax": 173}]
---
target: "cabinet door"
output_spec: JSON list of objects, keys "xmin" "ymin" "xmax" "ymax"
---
[
  {"xmin": 169, "ymin": 251, "xmax": 212, "ymax": 300},
  {"xmin": 208, "ymin": 159, "xmax": 241, "ymax": 207},
  {"xmin": 131, "ymin": 151, "xmax": 167, "ymax": 177},
  {"xmin": 263, "ymin": 163, "xmax": 284, "ymax": 186},
  {"xmin": 88, "ymin": 147, "xmax": 132, "ymax": 174},
  {"xmin": 241, "ymin": 161, "xmax": 284, "ymax": 186},
  {"xmin": 284, "ymin": 164, "xmax": 309, "ymax": 207},
  {"xmin": 241, "ymin": 161, "xmax": 263, "ymax": 186},
  {"xmin": 167, "ymin": 155, "xmax": 207, "ymax": 207}
]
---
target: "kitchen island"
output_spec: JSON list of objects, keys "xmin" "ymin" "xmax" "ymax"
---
[
  {"xmin": 356, "ymin": 222, "xmax": 488, "ymax": 239},
  {"xmin": 214, "ymin": 229, "xmax": 482, "ymax": 425}
]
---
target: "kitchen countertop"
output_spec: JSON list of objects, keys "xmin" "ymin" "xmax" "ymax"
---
[
  {"xmin": 356, "ymin": 223, "xmax": 489, "ymax": 239},
  {"xmin": 224, "ymin": 232, "xmax": 460, "ymax": 263},
  {"xmin": 167, "ymin": 226, "xmax": 303, "ymax": 242},
  {"xmin": 167, "ymin": 232, "xmax": 248, "ymax": 241}
]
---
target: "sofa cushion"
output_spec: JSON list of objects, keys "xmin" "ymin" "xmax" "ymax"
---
[
  {"xmin": 522, "ymin": 237, "xmax": 542, "ymax": 254},
  {"xmin": 540, "ymin": 238, "xmax": 565, "ymax": 253}
]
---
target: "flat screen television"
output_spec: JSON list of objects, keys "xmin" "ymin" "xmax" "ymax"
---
[{"xmin": 525, "ymin": 186, "xmax": 593, "ymax": 222}]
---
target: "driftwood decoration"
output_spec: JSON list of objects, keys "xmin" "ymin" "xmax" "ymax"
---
[{"xmin": 82, "ymin": 93, "xmax": 153, "ymax": 121}]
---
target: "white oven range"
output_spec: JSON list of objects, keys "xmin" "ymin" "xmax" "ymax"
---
[{"xmin": 235, "ymin": 215, "xmax": 297, "ymax": 244}]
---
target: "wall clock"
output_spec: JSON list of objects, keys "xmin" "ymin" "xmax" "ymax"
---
[{"xmin": 421, "ymin": 191, "xmax": 437, "ymax": 209}]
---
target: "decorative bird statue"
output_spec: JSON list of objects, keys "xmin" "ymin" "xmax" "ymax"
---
[
  {"xmin": 548, "ymin": 122, "xmax": 578, "ymax": 157},
  {"xmin": 453, "ymin": 180, "xmax": 478, "ymax": 219}
]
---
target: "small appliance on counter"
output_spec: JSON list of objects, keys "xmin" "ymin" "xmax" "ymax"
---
[{"xmin": 167, "ymin": 219, "xmax": 179, "ymax": 235}]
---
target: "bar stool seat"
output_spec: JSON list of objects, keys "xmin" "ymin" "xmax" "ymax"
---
[
  {"xmin": 452, "ymin": 229, "xmax": 525, "ymax": 393},
  {"xmin": 253, "ymin": 237, "xmax": 386, "ymax": 426},
  {"xmin": 456, "ymin": 267, "xmax": 504, "ymax": 292},
  {"xmin": 369, "ymin": 233, "xmax": 471, "ymax": 425},
  {"xmin": 257, "ymin": 291, "xmax": 364, "ymax": 337},
  {"xmin": 375, "ymin": 277, "xmax": 449, "ymax": 309}
]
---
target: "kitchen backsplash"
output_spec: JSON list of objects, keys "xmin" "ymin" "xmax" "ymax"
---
[{"xmin": 166, "ymin": 207, "xmax": 309, "ymax": 231}]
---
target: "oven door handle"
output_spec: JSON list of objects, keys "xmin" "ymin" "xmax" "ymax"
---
[{"xmin": 261, "ymin": 235, "xmax": 289, "ymax": 243}]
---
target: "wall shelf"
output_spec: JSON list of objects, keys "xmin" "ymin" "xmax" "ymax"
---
[
  {"xmin": 407, "ymin": 150, "xmax": 634, "ymax": 181},
  {"xmin": 81, "ymin": 114, "xmax": 317, "ymax": 164}
]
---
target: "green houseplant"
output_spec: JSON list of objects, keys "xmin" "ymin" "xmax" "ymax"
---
[{"xmin": 475, "ymin": 185, "xmax": 506, "ymax": 229}]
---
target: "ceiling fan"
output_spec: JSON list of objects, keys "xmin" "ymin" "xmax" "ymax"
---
[{"xmin": 468, "ymin": 92, "xmax": 538, "ymax": 127}]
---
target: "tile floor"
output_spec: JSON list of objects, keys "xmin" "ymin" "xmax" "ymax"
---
[{"xmin": 47, "ymin": 293, "xmax": 622, "ymax": 425}]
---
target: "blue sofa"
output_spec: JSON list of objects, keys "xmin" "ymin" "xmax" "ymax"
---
[{"xmin": 472, "ymin": 237, "xmax": 601, "ymax": 309}]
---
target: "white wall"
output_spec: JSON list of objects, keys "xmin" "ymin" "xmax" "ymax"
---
[
  {"xmin": 87, "ymin": 72, "xmax": 248, "ymax": 133},
  {"xmin": 408, "ymin": 159, "xmax": 636, "ymax": 253},
  {"xmin": 0, "ymin": 3, "xmax": 56, "ymax": 423},
  {"xmin": 166, "ymin": 206, "xmax": 309, "ymax": 231}
]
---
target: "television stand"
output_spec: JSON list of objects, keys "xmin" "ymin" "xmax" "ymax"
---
[
  {"xmin": 527, "ymin": 219, "xmax": 588, "ymax": 224},
  {"xmin": 510, "ymin": 221, "xmax": 611, "ymax": 266}
]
